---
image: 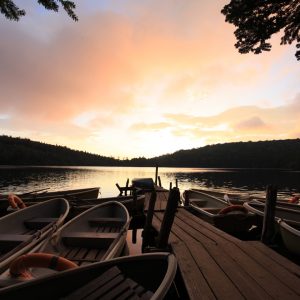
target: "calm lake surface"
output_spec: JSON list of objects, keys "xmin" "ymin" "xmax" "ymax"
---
[
  {"xmin": 0, "ymin": 166, "xmax": 300, "ymax": 199},
  {"xmin": 1, "ymin": 166, "xmax": 300, "ymax": 255}
]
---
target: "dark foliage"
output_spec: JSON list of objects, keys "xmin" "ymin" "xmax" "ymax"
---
[
  {"xmin": 0, "ymin": 136, "xmax": 118, "ymax": 166},
  {"xmin": 150, "ymin": 140, "xmax": 300, "ymax": 170},
  {"xmin": 221, "ymin": 0, "xmax": 300, "ymax": 60},
  {"xmin": 0, "ymin": 135, "xmax": 300, "ymax": 170},
  {"xmin": 0, "ymin": 0, "xmax": 78, "ymax": 21}
]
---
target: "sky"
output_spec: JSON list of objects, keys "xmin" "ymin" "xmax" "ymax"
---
[{"xmin": 0, "ymin": 0, "xmax": 299, "ymax": 159}]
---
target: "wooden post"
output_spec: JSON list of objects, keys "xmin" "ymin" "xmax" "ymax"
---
[
  {"xmin": 115, "ymin": 183, "xmax": 122, "ymax": 196},
  {"xmin": 125, "ymin": 178, "xmax": 129, "ymax": 196},
  {"xmin": 157, "ymin": 187, "xmax": 180, "ymax": 249},
  {"xmin": 184, "ymin": 190, "xmax": 190, "ymax": 206},
  {"xmin": 261, "ymin": 185, "xmax": 277, "ymax": 245},
  {"xmin": 175, "ymin": 179, "xmax": 178, "ymax": 188},
  {"xmin": 142, "ymin": 190, "xmax": 157, "ymax": 250},
  {"xmin": 132, "ymin": 228, "xmax": 137, "ymax": 244},
  {"xmin": 144, "ymin": 190, "xmax": 157, "ymax": 232},
  {"xmin": 155, "ymin": 165, "xmax": 158, "ymax": 185},
  {"xmin": 132, "ymin": 188, "xmax": 138, "ymax": 217},
  {"xmin": 169, "ymin": 182, "xmax": 172, "ymax": 190},
  {"xmin": 158, "ymin": 176, "xmax": 162, "ymax": 187}
]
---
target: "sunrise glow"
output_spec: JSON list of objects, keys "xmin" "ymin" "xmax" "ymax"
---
[{"xmin": 0, "ymin": 1, "xmax": 299, "ymax": 158}]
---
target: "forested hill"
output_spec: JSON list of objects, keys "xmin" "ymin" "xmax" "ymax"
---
[
  {"xmin": 148, "ymin": 139, "xmax": 300, "ymax": 169},
  {"xmin": 1, "ymin": 135, "xmax": 300, "ymax": 169},
  {"xmin": 0, "ymin": 136, "xmax": 120, "ymax": 166}
]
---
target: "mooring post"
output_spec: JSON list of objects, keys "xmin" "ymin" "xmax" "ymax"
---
[
  {"xmin": 261, "ymin": 185, "xmax": 277, "ymax": 245},
  {"xmin": 175, "ymin": 179, "xmax": 178, "ymax": 188},
  {"xmin": 125, "ymin": 178, "xmax": 129, "ymax": 196},
  {"xmin": 184, "ymin": 190, "xmax": 190, "ymax": 206},
  {"xmin": 144, "ymin": 190, "xmax": 157, "ymax": 232},
  {"xmin": 115, "ymin": 183, "xmax": 122, "ymax": 196},
  {"xmin": 132, "ymin": 188, "xmax": 138, "ymax": 217},
  {"xmin": 142, "ymin": 190, "xmax": 157, "ymax": 250},
  {"xmin": 132, "ymin": 228, "xmax": 137, "ymax": 244},
  {"xmin": 155, "ymin": 165, "xmax": 158, "ymax": 185},
  {"xmin": 158, "ymin": 176, "xmax": 162, "ymax": 187},
  {"xmin": 169, "ymin": 182, "xmax": 172, "ymax": 190},
  {"xmin": 157, "ymin": 187, "xmax": 180, "ymax": 249}
]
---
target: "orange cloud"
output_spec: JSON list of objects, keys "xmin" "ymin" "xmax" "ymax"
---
[
  {"xmin": 0, "ymin": 1, "xmax": 299, "ymax": 157},
  {"xmin": 234, "ymin": 117, "xmax": 268, "ymax": 131}
]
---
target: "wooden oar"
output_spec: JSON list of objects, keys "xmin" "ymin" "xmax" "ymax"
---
[
  {"xmin": 101, "ymin": 218, "xmax": 132, "ymax": 261},
  {"xmin": 21, "ymin": 188, "xmax": 49, "ymax": 197},
  {"xmin": 0, "ymin": 220, "xmax": 57, "ymax": 264}
]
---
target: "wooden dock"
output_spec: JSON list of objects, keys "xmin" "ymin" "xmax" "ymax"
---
[
  {"xmin": 144, "ymin": 187, "xmax": 169, "ymax": 211},
  {"xmin": 151, "ymin": 208, "xmax": 300, "ymax": 300}
]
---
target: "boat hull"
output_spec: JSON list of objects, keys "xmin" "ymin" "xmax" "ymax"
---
[
  {"xmin": 279, "ymin": 220, "xmax": 300, "ymax": 255},
  {"xmin": 0, "ymin": 198, "xmax": 69, "ymax": 274},
  {"xmin": 185, "ymin": 190, "xmax": 260, "ymax": 235},
  {"xmin": 0, "ymin": 253, "xmax": 177, "ymax": 300}
]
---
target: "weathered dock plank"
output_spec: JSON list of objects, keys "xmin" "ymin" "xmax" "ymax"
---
[
  {"xmin": 144, "ymin": 187, "xmax": 169, "ymax": 211},
  {"xmin": 178, "ymin": 209, "xmax": 300, "ymax": 296},
  {"xmin": 152, "ymin": 208, "xmax": 300, "ymax": 300}
]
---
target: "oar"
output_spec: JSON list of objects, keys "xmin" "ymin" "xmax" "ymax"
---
[
  {"xmin": 0, "ymin": 220, "xmax": 57, "ymax": 264},
  {"xmin": 101, "ymin": 217, "xmax": 132, "ymax": 261},
  {"xmin": 21, "ymin": 188, "xmax": 50, "ymax": 197}
]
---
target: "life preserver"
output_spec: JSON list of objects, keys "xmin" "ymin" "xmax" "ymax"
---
[
  {"xmin": 219, "ymin": 205, "xmax": 248, "ymax": 215},
  {"xmin": 8, "ymin": 194, "xmax": 26, "ymax": 209},
  {"xmin": 288, "ymin": 196, "xmax": 299, "ymax": 204},
  {"xmin": 10, "ymin": 253, "xmax": 78, "ymax": 279}
]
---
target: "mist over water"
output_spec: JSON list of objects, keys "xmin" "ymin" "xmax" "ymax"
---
[{"xmin": 0, "ymin": 166, "xmax": 299, "ymax": 199}]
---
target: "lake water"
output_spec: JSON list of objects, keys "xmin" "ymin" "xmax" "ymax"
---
[
  {"xmin": 0, "ymin": 166, "xmax": 300, "ymax": 199},
  {"xmin": 1, "ymin": 166, "xmax": 300, "ymax": 255}
]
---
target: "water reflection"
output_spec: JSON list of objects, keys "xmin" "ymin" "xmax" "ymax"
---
[{"xmin": 0, "ymin": 166, "xmax": 299, "ymax": 198}]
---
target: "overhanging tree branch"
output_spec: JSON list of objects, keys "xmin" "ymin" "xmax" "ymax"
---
[
  {"xmin": 221, "ymin": 0, "xmax": 300, "ymax": 61},
  {"xmin": 0, "ymin": 0, "xmax": 78, "ymax": 21}
]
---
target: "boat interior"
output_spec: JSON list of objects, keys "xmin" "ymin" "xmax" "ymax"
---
[{"xmin": 0, "ymin": 217, "xmax": 58, "ymax": 262}]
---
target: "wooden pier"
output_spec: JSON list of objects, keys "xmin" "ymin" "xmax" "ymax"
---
[
  {"xmin": 151, "ymin": 208, "xmax": 300, "ymax": 299},
  {"xmin": 140, "ymin": 187, "xmax": 300, "ymax": 300}
]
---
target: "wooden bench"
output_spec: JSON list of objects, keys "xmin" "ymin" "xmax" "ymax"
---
[
  {"xmin": 203, "ymin": 208, "xmax": 222, "ymax": 214},
  {"xmin": 88, "ymin": 218, "xmax": 124, "ymax": 227},
  {"xmin": 0, "ymin": 234, "xmax": 32, "ymax": 251},
  {"xmin": 24, "ymin": 217, "xmax": 58, "ymax": 230},
  {"xmin": 63, "ymin": 266, "xmax": 153, "ymax": 300},
  {"xmin": 190, "ymin": 199, "xmax": 208, "ymax": 207},
  {"xmin": 62, "ymin": 232, "xmax": 119, "ymax": 248}
]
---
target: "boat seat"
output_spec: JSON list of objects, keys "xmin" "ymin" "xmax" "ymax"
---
[
  {"xmin": 0, "ymin": 234, "xmax": 32, "ymax": 251},
  {"xmin": 88, "ymin": 217, "xmax": 124, "ymax": 227},
  {"xmin": 190, "ymin": 199, "xmax": 208, "ymax": 207},
  {"xmin": 24, "ymin": 218, "xmax": 58, "ymax": 230},
  {"xmin": 62, "ymin": 232, "xmax": 119, "ymax": 248},
  {"xmin": 204, "ymin": 208, "xmax": 222, "ymax": 214},
  {"xmin": 64, "ymin": 266, "xmax": 153, "ymax": 300}
]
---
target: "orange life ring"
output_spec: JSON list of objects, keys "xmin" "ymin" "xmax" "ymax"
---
[
  {"xmin": 8, "ymin": 194, "xmax": 26, "ymax": 209},
  {"xmin": 10, "ymin": 253, "xmax": 78, "ymax": 279},
  {"xmin": 288, "ymin": 196, "xmax": 299, "ymax": 204},
  {"xmin": 219, "ymin": 205, "xmax": 248, "ymax": 215}
]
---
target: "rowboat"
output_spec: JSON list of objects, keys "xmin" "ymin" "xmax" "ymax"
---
[
  {"xmin": 0, "ymin": 200, "xmax": 130, "ymax": 287},
  {"xmin": 20, "ymin": 187, "xmax": 100, "ymax": 202},
  {"xmin": 0, "ymin": 187, "xmax": 100, "ymax": 217},
  {"xmin": 68, "ymin": 194, "xmax": 145, "ymax": 219},
  {"xmin": 183, "ymin": 189, "xmax": 260, "ymax": 235},
  {"xmin": 0, "ymin": 198, "xmax": 69, "ymax": 274},
  {"xmin": 187, "ymin": 188, "xmax": 300, "ymax": 207},
  {"xmin": 243, "ymin": 200, "xmax": 300, "ymax": 224},
  {"xmin": 278, "ymin": 219, "xmax": 300, "ymax": 255},
  {"xmin": 256, "ymin": 199, "xmax": 300, "ymax": 210},
  {"xmin": 183, "ymin": 188, "xmax": 261, "ymax": 205},
  {"xmin": 0, "ymin": 253, "xmax": 177, "ymax": 300}
]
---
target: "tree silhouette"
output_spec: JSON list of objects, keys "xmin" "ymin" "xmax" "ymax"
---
[
  {"xmin": 0, "ymin": 0, "xmax": 78, "ymax": 21},
  {"xmin": 221, "ymin": 0, "xmax": 300, "ymax": 61}
]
